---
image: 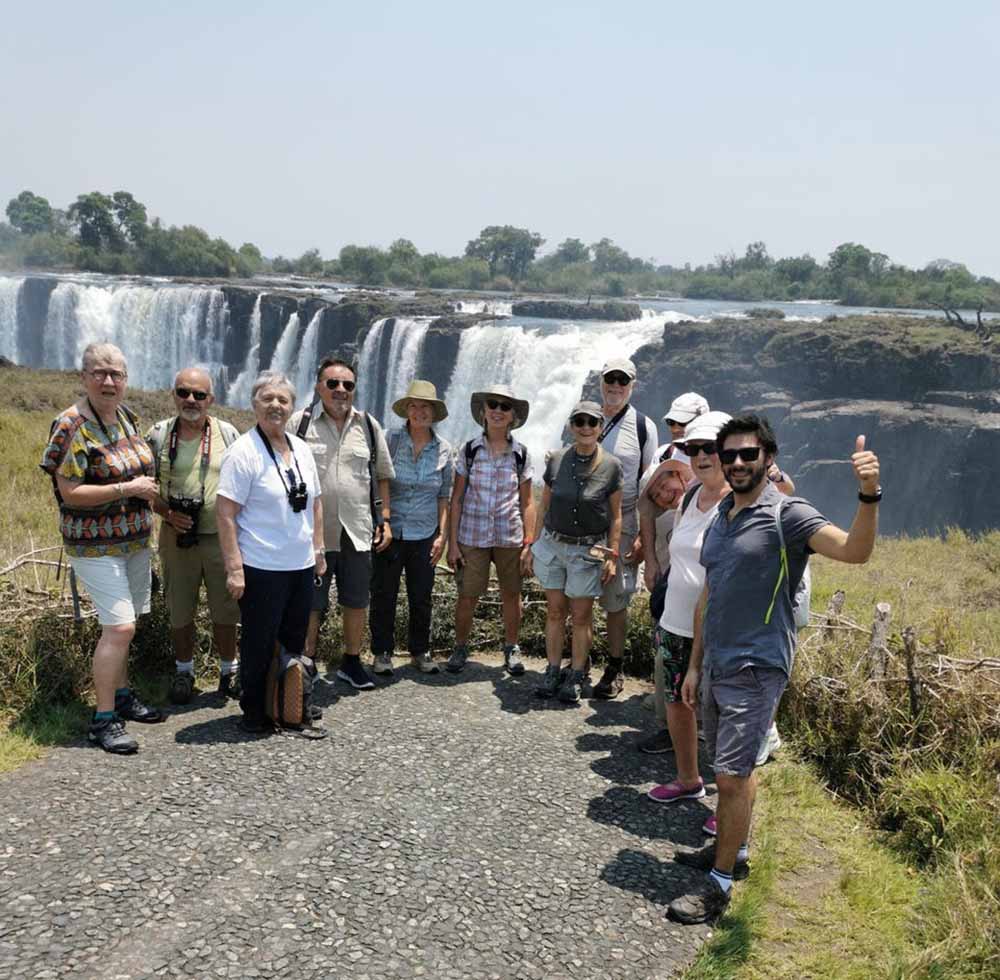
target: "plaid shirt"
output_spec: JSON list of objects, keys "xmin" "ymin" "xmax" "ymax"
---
[{"xmin": 455, "ymin": 434, "xmax": 534, "ymax": 548}]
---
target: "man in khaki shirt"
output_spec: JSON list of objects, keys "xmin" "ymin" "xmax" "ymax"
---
[{"xmin": 289, "ymin": 356, "xmax": 394, "ymax": 690}]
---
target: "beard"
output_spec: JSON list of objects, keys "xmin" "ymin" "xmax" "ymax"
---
[{"xmin": 725, "ymin": 459, "xmax": 768, "ymax": 493}]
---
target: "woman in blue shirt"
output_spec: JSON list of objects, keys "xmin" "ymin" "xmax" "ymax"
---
[{"xmin": 370, "ymin": 381, "xmax": 454, "ymax": 675}]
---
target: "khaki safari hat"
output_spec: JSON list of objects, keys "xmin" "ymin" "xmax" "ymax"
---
[
  {"xmin": 392, "ymin": 380, "xmax": 448, "ymax": 423},
  {"xmin": 470, "ymin": 384, "xmax": 529, "ymax": 430}
]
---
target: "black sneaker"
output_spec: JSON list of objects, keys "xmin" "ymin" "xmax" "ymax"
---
[
  {"xmin": 336, "ymin": 657, "xmax": 376, "ymax": 690},
  {"xmin": 592, "ymin": 662, "xmax": 624, "ymax": 700},
  {"xmin": 536, "ymin": 663, "xmax": 562, "ymax": 699},
  {"xmin": 668, "ymin": 875, "xmax": 732, "ymax": 925},
  {"xmin": 558, "ymin": 669, "xmax": 586, "ymax": 704},
  {"xmin": 114, "ymin": 689, "xmax": 165, "ymax": 723},
  {"xmin": 169, "ymin": 672, "xmax": 196, "ymax": 705},
  {"xmin": 239, "ymin": 714, "xmax": 271, "ymax": 735},
  {"xmin": 217, "ymin": 671, "xmax": 241, "ymax": 701},
  {"xmin": 88, "ymin": 714, "xmax": 138, "ymax": 754},
  {"xmin": 674, "ymin": 842, "xmax": 750, "ymax": 881},
  {"xmin": 637, "ymin": 729, "xmax": 674, "ymax": 755}
]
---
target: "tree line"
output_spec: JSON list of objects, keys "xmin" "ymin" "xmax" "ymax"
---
[{"xmin": 3, "ymin": 188, "xmax": 998, "ymax": 312}]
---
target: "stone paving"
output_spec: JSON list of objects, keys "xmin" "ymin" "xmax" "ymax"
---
[{"xmin": 0, "ymin": 656, "xmax": 718, "ymax": 979}]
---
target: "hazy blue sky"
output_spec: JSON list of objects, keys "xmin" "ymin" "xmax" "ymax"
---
[{"xmin": 3, "ymin": 1, "xmax": 998, "ymax": 274}]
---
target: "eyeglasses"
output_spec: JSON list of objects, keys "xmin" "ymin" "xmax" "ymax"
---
[
  {"xmin": 719, "ymin": 447, "xmax": 762, "ymax": 464},
  {"xmin": 571, "ymin": 414, "xmax": 601, "ymax": 428},
  {"xmin": 486, "ymin": 399, "xmax": 512, "ymax": 412},
  {"xmin": 324, "ymin": 378, "xmax": 356, "ymax": 392},
  {"xmin": 175, "ymin": 387, "xmax": 209, "ymax": 401},
  {"xmin": 89, "ymin": 369, "xmax": 127, "ymax": 383},
  {"xmin": 602, "ymin": 371, "xmax": 632, "ymax": 387},
  {"xmin": 683, "ymin": 441, "xmax": 717, "ymax": 457},
  {"xmin": 664, "ymin": 418, "xmax": 685, "ymax": 428}
]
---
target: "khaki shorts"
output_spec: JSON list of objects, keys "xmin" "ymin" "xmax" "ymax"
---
[
  {"xmin": 159, "ymin": 527, "xmax": 240, "ymax": 629},
  {"xmin": 70, "ymin": 550, "xmax": 151, "ymax": 627},
  {"xmin": 457, "ymin": 544, "xmax": 522, "ymax": 598}
]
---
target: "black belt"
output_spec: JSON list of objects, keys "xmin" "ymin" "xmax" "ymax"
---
[{"xmin": 545, "ymin": 529, "xmax": 606, "ymax": 546}]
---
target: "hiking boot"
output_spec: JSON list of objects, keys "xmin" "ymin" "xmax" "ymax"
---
[
  {"xmin": 558, "ymin": 669, "xmax": 586, "ymax": 704},
  {"xmin": 592, "ymin": 661, "xmax": 624, "ymax": 700},
  {"xmin": 217, "ymin": 670, "xmax": 241, "ymax": 701},
  {"xmin": 411, "ymin": 652, "xmax": 440, "ymax": 674},
  {"xmin": 668, "ymin": 875, "xmax": 732, "ymax": 925},
  {"xmin": 239, "ymin": 714, "xmax": 271, "ymax": 735},
  {"xmin": 445, "ymin": 645, "xmax": 469, "ymax": 674},
  {"xmin": 307, "ymin": 703, "xmax": 323, "ymax": 721},
  {"xmin": 114, "ymin": 689, "xmax": 165, "ymax": 724},
  {"xmin": 647, "ymin": 779, "xmax": 706, "ymax": 804},
  {"xmin": 703, "ymin": 814, "xmax": 717, "ymax": 837},
  {"xmin": 336, "ymin": 658, "xmax": 376, "ymax": 690},
  {"xmin": 372, "ymin": 653, "xmax": 395, "ymax": 676},
  {"xmin": 536, "ymin": 663, "xmax": 562, "ymax": 699},
  {"xmin": 503, "ymin": 644, "xmax": 525, "ymax": 676},
  {"xmin": 674, "ymin": 842, "xmax": 749, "ymax": 880},
  {"xmin": 755, "ymin": 722, "xmax": 782, "ymax": 767},
  {"xmin": 637, "ymin": 729, "xmax": 674, "ymax": 755},
  {"xmin": 88, "ymin": 714, "xmax": 138, "ymax": 754},
  {"xmin": 168, "ymin": 672, "xmax": 196, "ymax": 705}
]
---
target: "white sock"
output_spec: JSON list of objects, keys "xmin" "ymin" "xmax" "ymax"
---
[
  {"xmin": 709, "ymin": 869, "xmax": 733, "ymax": 893},
  {"xmin": 176, "ymin": 660, "xmax": 194, "ymax": 675},
  {"xmin": 219, "ymin": 659, "xmax": 236, "ymax": 676},
  {"xmin": 736, "ymin": 845, "xmax": 750, "ymax": 863}
]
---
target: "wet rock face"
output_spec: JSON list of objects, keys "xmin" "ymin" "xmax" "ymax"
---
[{"xmin": 512, "ymin": 299, "xmax": 642, "ymax": 322}]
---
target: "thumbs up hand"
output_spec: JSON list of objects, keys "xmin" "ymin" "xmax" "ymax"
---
[{"xmin": 851, "ymin": 435, "xmax": 880, "ymax": 493}]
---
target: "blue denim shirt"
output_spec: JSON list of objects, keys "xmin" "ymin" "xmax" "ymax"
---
[{"xmin": 387, "ymin": 427, "xmax": 454, "ymax": 541}]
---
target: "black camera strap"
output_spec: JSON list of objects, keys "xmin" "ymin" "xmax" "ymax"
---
[
  {"xmin": 255, "ymin": 425, "xmax": 307, "ymax": 496},
  {"xmin": 165, "ymin": 417, "xmax": 212, "ymax": 504}
]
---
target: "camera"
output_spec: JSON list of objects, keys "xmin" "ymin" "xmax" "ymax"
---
[
  {"xmin": 168, "ymin": 496, "xmax": 203, "ymax": 548},
  {"xmin": 288, "ymin": 482, "xmax": 308, "ymax": 513}
]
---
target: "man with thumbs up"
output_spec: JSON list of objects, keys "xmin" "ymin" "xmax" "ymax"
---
[{"xmin": 669, "ymin": 414, "xmax": 880, "ymax": 925}]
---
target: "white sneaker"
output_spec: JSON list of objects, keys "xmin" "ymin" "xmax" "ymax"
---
[
  {"xmin": 372, "ymin": 653, "xmax": 394, "ymax": 676},
  {"xmin": 411, "ymin": 652, "xmax": 440, "ymax": 674},
  {"xmin": 755, "ymin": 723, "xmax": 782, "ymax": 767}
]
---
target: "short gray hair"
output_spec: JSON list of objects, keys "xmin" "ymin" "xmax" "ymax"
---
[
  {"xmin": 173, "ymin": 366, "xmax": 214, "ymax": 394},
  {"xmin": 251, "ymin": 371, "xmax": 296, "ymax": 405},
  {"xmin": 81, "ymin": 342, "xmax": 127, "ymax": 373}
]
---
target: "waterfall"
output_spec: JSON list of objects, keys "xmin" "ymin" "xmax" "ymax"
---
[
  {"xmin": 226, "ymin": 294, "xmax": 263, "ymax": 407},
  {"xmin": 293, "ymin": 309, "xmax": 323, "ymax": 406},
  {"xmin": 356, "ymin": 316, "xmax": 432, "ymax": 421},
  {"xmin": 0, "ymin": 277, "xmax": 24, "ymax": 362},
  {"xmin": 454, "ymin": 299, "xmax": 513, "ymax": 316},
  {"xmin": 438, "ymin": 312, "xmax": 669, "ymax": 469},
  {"xmin": 269, "ymin": 312, "xmax": 301, "ymax": 377}
]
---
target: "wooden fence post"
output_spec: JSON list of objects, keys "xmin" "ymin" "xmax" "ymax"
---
[
  {"xmin": 868, "ymin": 602, "xmax": 892, "ymax": 679},
  {"xmin": 823, "ymin": 590, "xmax": 846, "ymax": 639},
  {"xmin": 902, "ymin": 626, "xmax": 921, "ymax": 717}
]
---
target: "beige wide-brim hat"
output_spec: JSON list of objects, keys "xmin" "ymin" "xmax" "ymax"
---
[
  {"xmin": 392, "ymin": 380, "xmax": 448, "ymax": 422},
  {"xmin": 470, "ymin": 384, "xmax": 530, "ymax": 430}
]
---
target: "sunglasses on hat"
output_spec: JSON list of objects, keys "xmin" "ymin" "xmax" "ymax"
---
[
  {"xmin": 325, "ymin": 378, "xmax": 356, "ymax": 392},
  {"xmin": 719, "ymin": 447, "xmax": 762, "ymax": 464}
]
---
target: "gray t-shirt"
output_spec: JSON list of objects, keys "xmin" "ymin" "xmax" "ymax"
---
[
  {"xmin": 543, "ymin": 447, "xmax": 623, "ymax": 538},
  {"xmin": 700, "ymin": 482, "xmax": 828, "ymax": 677}
]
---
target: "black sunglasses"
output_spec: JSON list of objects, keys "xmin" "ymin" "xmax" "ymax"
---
[
  {"xmin": 683, "ymin": 441, "xmax": 717, "ymax": 457},
  {"xmin": 486, "ymin": 399, "xmax": 512, "ymax": 412},
  {"xmin": 665, "ymin": 417, "xmax": 685, "ymax": 428},
  {"xmin": 324, "ymin": 378, "xmax": 356, "ymax": 392},
  {"xmin": 571, "ymin": 414, "xmax": 601, "ymax": 428},
  {"xmin": 603, "ymin": 371, "xmax": 632, "ymax": 386},
  {"xmin": 176, "ymin": 387, "xmax": 209, "ymax": 401},
  {"xmin": 719, "ymin": 447, "xmax": 762, "ymax": 464}
]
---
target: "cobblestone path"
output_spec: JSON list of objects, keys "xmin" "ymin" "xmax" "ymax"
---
[{"xmin": 0, "ymin": 657, "xmax": 716, "ymax": 979}]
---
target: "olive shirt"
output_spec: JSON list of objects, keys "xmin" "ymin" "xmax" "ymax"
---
[{"xmin": 542, "ymin": 447, "xmax": 623, "ymax": 538}]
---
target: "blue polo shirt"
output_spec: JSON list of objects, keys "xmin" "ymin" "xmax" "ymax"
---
[
  {"xmin": 699, "ymin": 482, "xmax": 828, "ymax": 677},
  {"xmin": 387, "ymin": 427, "xmax": 454, "ymax": 541}
]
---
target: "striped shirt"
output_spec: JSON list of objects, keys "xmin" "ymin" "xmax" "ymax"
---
[{"xmin": 455, "ymin": 434, "xmax": 534, "ymax": 548}]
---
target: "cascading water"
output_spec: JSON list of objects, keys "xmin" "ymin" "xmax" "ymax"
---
[
  {"xmin": 356, "ymin": 316, "xmax": 432, "ymax": 420},
  {"xmin": 454, "ymin": 299, "xmax": 513, "ymax": 316},
  {"xmin": 268, "ymin": 312, "xmax": 302, "ymax": 378},
  {"xmin": 293, "ymin": 310, "xmax": 323, "ymax": 406},
  {"xmin": 0, "ymin": 276, "xmax": 24, "ymax": 362},
  {"xmin": 226, "ymin": 294, "xmax": 263, "ymax": 407}
]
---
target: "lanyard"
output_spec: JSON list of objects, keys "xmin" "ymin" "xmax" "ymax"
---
[
  {"xmin": 85, "ymin": 399, "xmax": 146, "ymax": 478},
  {"xmin": 255, "ymin": 425, "xmax": 306, "ymax": 493},
  {"xmin": 598, "ymin": 405, "xmax": 629, "ymax": 444},
  {"xmin": 166, "ymin": 417, "xmax": 212, "ymax": 502}
]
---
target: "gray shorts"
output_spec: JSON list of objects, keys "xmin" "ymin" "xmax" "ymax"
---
[
  {"xmin": 599, "ymin": 507, "xmax": 638, "ymax": 613},
  {"xmin": 531, "ymin": 530, "xmax": 604, "ymax": 599},
  {"xmin": 701, "ymin": 664, "xmax": 787, "ymax": 777}
]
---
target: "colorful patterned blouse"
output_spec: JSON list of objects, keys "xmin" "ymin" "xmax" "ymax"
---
[{"xmin": 40, "ymin": 405, "xmax": 156, "ymax": 557}]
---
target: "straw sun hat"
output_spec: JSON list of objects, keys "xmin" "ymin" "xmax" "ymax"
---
[{"xmin": 391, "ymin": 380, "xmax": 448, "ymax": 423}]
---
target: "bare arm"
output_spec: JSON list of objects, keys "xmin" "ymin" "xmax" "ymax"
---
[
  {"xmin": 602, "ymin": 489, "xmax": 623, "ymax": 585},
  {"xmin": 522, "ymin": 485, "xmax": 550, "ymax": 575},
  {"xmin": 768, "ymin": 464, "xmax": 796, "ymax": 495},
  {"xmin": 681, "ymin": 585, "xmax": 709, "ymax": 709},
  {"xmin": 518, "ymin": 479, "xmax": 536, "ymax": 572},
  {"xmin": 375, "ymin": 477, "xmax": 392, "ymax": 551},
  {"xmin": 447, "ymin": 473, "xmax": 467, "ymax": 570},
  {"xmin": 216, "ymin": 495, "xmax": 245, "ymax": 600},
  {"xmin": 429, "ymin": 496, "xmax": 449, "ymax": 565},
  {"xmin": 638, "ymin": 494, "xmax": 661, "ymax": 588},
  {"xmin": 55, "ymin": 473, "xmax": 159, "ymax": 507},
  {"xmin": 312, "ymin": 496, "xmax": 326, "ymax": 577}
]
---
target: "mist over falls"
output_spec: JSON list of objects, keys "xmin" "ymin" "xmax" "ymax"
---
[{"xmin": 2, "ymin": 273, "xmax": 999, "ymax": 536}]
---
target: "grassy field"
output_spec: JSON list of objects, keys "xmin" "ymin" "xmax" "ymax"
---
[{"xmin": 1, "ymin": 365, "xmax": 998, "ymax": 977}]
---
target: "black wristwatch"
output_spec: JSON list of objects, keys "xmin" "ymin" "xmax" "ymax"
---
[{"xmin": 858, "ymin": 486, "xmax": 882, "ymax": 504}]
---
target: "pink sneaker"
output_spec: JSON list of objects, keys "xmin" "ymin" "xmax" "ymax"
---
[
  {"xmin": 703, "ymin": 813, "xmax": 717, "ymax": 836},
  {"xmin": 647, "ymin": 779, "xmax": 706, "ymax": 803}
]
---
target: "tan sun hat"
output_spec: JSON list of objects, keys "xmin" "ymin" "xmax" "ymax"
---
[
  {"xmin": 470, "ymin": 384, "xmax": 530, "ymax": 429},
  {"xmin": 392, "ymin": 380, "xmax": 448, "ymax": 422}
]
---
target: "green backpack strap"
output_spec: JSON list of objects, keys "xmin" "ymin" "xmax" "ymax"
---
[{"xmin": 764, "ymin": 496, "xmax": 790, "ymax": 625}]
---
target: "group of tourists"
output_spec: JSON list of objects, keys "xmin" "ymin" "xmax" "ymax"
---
[{"xmin": 41, "ymin": 340, "xmax": 881, "ymax": 925}]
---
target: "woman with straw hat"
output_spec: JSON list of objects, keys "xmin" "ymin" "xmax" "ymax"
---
[
  {"xmin": 446, "ymin": 384, "xmax": 536, "ymax": 676},
  {"xmin": 370, "ymin": 381, "xmax": 455, "ymax": 676}
]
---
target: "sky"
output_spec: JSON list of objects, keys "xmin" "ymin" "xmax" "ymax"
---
[{"xmin": 2, "ymin": 1, "xmax": 999, "ymax": 275}]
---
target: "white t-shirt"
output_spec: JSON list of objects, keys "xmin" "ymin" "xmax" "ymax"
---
[
  {"xmin": 659, "ymin": 486, "xmax": 723, "ymax": 638},
  {"xmin": 217, "ymin": 428, "xmax": 322, "ymax": 572}
]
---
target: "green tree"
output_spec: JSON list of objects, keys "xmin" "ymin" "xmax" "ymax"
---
[
  {"xmin": 553, "ymin": 237, "xmax": 590, "ymax": 265},
  {"xmin": 110, "ymin": 191, "xmax": 148, "ymax": 245},
  {"xmin": 6, "ymin": 191, "xmax": 54, "ymax": 235},
  {"xmin": 742, "ymin": 240, "xmax": 771, "ymax": 270},
  {"xmin": 774, "ymin": 254, "xmax": 818, "ymax": 284},
  {"xmin": 338, "ymin": 244, "xmax": 389, "ymax": 285},
  {"xmin": 465, "ymin": 225, "xmax": 544, "ymax": 281},
  {"xmin": 68, "ymin": 192, "xmax": 124, "ymax": 252},
  {"xmin": 295, "ymin": 248, "xmax": 324, "ymax": 275},
  {"xmin": 592, "ymin": 238, "xmax": 641, "ymax": 275},
  {"xmin": 389, "ymin": 238, "xmax": 420, "ymax": 265}
]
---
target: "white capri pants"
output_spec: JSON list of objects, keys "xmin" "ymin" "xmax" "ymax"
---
[{"xmin": 69, "ymin": 550, "xmax": 152, "ymax": 627}]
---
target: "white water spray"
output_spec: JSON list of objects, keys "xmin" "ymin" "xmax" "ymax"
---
[{"xmin": 0, "ymin": 277, "xmax": 24, "ymax": 362}]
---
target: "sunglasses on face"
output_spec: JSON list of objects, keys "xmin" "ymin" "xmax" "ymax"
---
[
  {"xmin": 719, "ymin": 447, "xmax": 762, "ymax": 465},
  {"xmin": 324, "ymin": 378, "xmax": 356, "ymax": 392},
  {"xmin": 175, "ymin": 387, "xmax": 209, "ymax": 401},
  {"xmin": 683, "ymin": 441, "xmax": 717, "ymax": 457},
  {"xmin": 603, "ymin": 372, "xmax": 632, "ymax": 387},
  {"xmin": 486, "ymin": 399, "xmax": 512, "ymax": 412},
  {"xmin": 89, "ymin": 369, "xmax": 127, "ymax": 383},
  {"xmin": 665, "ymin": 418, "xmax": 686, "ymax": 428},
  {"xmin": 571, "ymin": 414, "xmax": 601, "ymax": 428}
]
